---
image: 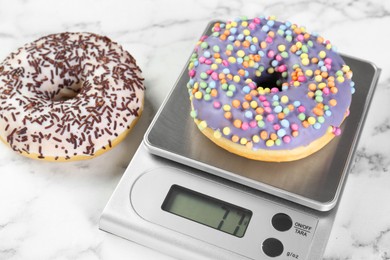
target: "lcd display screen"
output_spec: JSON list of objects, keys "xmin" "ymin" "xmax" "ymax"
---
[{"xmin": 162, "ymin": 185, "xmax": 252, "ymax": 238}]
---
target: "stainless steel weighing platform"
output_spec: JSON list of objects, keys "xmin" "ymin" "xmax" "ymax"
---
[{"xmin": 100, "ymin": 22, "xmax": 380, "ymax": 260}]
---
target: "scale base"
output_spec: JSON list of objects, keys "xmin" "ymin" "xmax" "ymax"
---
[{"xmin": 100, "ymin": 143, "xmax": 339, "ymax": 260}]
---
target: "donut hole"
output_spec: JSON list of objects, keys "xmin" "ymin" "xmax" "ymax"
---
[
  {"xmin": 253, "ymin": 71, "xmax": 285, "ymax": 92},
  {"xmin": 52, "ymin": 83, "xmax": 82, "ymax": 101}
]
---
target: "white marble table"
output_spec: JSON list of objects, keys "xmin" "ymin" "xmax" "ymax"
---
[{"xmin": 0, "ymin": 0, "xmax": 389, "ymax": 259}]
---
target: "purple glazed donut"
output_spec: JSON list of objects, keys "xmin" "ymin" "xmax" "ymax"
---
[{"xmin": 187, "ymin": 16, "xmax": 354, "ymax": 162}]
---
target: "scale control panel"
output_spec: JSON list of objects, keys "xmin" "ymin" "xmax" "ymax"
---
[{"xmin": 130, "ymin": 167, "xmax": 318, "ymax": 260}]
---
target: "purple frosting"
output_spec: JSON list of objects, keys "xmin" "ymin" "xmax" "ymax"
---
[{"xmin": 187, "ymin": 17, "xmax": 354, "ymax": 151}]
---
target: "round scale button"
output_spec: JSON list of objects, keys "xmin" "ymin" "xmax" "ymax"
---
[
  {"xmin": 272, "ymin": 213, "xmax": 293, "ymax": 232},
  {"xmin": 262, "ymin": 238, "xmax": 284, "ymax": 257}
]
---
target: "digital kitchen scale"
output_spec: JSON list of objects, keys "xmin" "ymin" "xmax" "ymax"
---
[{"xmin": 100, "ymin": 22, "xmax": 380, "ymax": 259}]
